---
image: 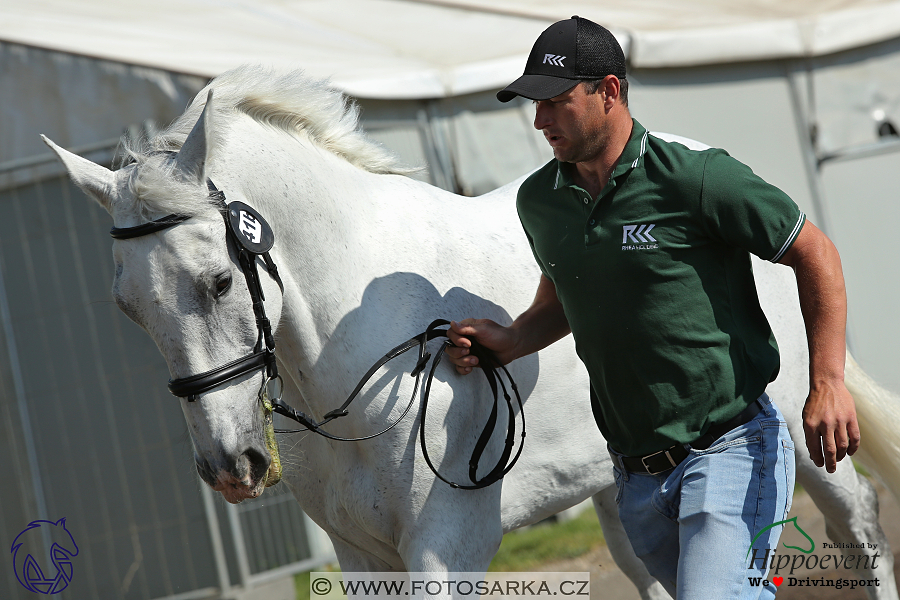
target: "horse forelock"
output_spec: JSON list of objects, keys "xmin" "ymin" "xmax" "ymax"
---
[{"xmin": 122, "ymin": 155, "xmax": 223, "ymax": 221}]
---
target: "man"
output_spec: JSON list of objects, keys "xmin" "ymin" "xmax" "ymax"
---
[{"xmin": 446, "ymin": 16, "xmax": 860, "ymax": 599}]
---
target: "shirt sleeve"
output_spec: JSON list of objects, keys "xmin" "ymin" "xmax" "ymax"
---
[
  {"xmin": 698, "ymin": 150, "xmax": 806, "ymax": 262},
  {"xmin": 519, "ymin": 217, "xmax": 551, "ymax": 278}
]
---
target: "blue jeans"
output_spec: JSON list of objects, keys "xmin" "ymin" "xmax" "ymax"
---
[{"xmin": 610, "ymin": 394, "xmax": 795, "ymax": 599}]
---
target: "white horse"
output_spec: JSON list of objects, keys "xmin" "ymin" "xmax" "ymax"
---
[{"xmin": 45, "ymin": 66, "xmax": 900, "ymax": 599}]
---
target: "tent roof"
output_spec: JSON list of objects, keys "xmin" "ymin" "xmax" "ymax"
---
[{"xmin": 4, "ymin": 0, "xmax": 900, "ymax": 99}]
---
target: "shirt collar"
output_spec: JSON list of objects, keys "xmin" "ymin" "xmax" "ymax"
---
[{"xmin": 553, "ymin": 119, "xmax": 649, "ymax": 190}]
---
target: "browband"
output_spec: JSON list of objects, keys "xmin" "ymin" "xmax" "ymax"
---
[{"xmin": 110, "ymin": 214, "xmax": 191, "ymax": 239}]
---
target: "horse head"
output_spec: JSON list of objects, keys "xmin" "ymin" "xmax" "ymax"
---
[{"xmin": 44, "ymin": 91, "xmax": 285, "ymax": 504}]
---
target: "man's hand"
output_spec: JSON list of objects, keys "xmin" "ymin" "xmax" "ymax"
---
[
  {"xmin": 802, "ymin": 380, "xmax": 860, "ymax": 473},
  {"xmin": 445, "ymin": 275, "xmax": 571, "ymax": 376},
  {"xmin": 445, "ymin": 319, "xmax": 519, "ymax": 375}
]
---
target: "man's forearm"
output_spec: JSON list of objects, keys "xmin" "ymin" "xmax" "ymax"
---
[
  {"xmin": 507, "ymin": 274, "xmax": 572, "ymax": 361},
  {"xmin": 780, "ymin": 222, "xmax": 848, "ymax": 385}
]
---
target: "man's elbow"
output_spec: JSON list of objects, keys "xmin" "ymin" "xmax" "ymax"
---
[{"xmin": 778, "ymin": 220, "xmax": 840, "ymax": 270}]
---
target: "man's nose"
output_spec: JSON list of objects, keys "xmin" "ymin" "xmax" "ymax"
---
[{"xmin": 533, "ymin": 102, "xmax": 551, "ymax": 130}]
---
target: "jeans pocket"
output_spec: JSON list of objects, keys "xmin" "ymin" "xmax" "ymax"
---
[
  {"xmin": 613, "ymin": 466, "xmax": 624, "ymax": 505},
  {"xmin": 689, "ymin": 435, "xmax": 760, "ymax": 456},
  {"xmin": 782, "ymin": 437, "xmax": 796, "ymax": 516}
]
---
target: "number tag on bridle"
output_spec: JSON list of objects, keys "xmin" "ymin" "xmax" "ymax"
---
[{"xmin": 227, "ymin": 201, "xmax": 275, "ymax": 254}]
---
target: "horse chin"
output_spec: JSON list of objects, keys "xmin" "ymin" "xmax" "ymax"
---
[{"xmin": 219, "ymin": 482, "xmax": 265, "ymax": 504}]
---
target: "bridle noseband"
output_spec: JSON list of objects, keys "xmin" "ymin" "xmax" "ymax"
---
[{"xmin": 111, "ymin": 179, "xmax": 525, "ymax": 490}]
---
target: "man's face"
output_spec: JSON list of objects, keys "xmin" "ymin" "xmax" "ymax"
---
[{"xmin": 533, "ymin": 83, "xmax": 610, "ymax": 164}]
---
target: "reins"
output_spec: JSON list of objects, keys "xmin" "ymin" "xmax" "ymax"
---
[
  {"xmin": 270, "ymin": 318, "xmax": 526, "ymax": 490},
  {"xmin": 110, "ymin": 177, "xmax": 525, "ymax": 490}
]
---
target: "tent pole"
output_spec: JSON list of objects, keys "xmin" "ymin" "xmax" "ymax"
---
[{"xmin": 786, "ymin": 61, "xmax": 832, "ymax": 237}]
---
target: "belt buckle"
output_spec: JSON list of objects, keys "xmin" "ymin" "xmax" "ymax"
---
[{"xmin": 641, "ymin": 448, "xmax": 678, "ymax": 475}]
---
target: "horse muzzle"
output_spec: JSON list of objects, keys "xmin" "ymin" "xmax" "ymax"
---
[{"xmin": 196, "ymin": 440, "xmax": 273, "ymax": 504}]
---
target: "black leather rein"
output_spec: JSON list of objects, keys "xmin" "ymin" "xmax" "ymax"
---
[
  {"xmin": 109, "ymin": 180, "xmax": 525, "ymax": 490},
  {"xmin": 273, "ymin": 318, "xmax": 527, "ymax": 489}
]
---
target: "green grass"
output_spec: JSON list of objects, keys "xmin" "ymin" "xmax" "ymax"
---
[
  {"xmin": 295, "ymin": 571, "xmax": 311, "ymax": 600},
  {"xmin": 488, "ymin": 506, "xmax": 605, "ymax": 572}
]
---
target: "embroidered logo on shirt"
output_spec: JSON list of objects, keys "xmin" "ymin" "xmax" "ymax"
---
[{"xmin": 622, "ymin": 224, "xmax": 658, "ymax": 250}]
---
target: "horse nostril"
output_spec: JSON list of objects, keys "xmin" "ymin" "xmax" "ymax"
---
[
  {"xmin": 244, "ymin": 446, "xmax": 271, "ymax": 481},
  {"xmin": 229, "ymin": 446, "xmax": 270, "ymax": 485}
]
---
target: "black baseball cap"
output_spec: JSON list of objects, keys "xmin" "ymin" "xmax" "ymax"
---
[{"xmin": 497, "ymin": 16, "xmax": 626, "ymax": 103}]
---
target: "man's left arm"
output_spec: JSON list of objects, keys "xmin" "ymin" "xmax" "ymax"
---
[{"xmin": 778, "ymin": 220, "xmax": 861, "ymax": 473}]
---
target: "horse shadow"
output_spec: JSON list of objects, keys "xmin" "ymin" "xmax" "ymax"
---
[{"xmin": 308, "ymin": 271, "xmax": 539, "ymax": 494}]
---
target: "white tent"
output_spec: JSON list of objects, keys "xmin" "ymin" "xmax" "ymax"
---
[
  {"xmin": 1, "ymin": 2, "xmax": 899, "ymax": 598},
  {"xmin": 6, "ymin": 0, "xmax": 900, "ymax": 93}
]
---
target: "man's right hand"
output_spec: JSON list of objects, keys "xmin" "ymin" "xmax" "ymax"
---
[
  {"xmin": 446, "ymin": 275, "xmax": 571, "ymax": 376},
  {"xmin": 446, "ymin": 319, "xmax": 520, "ymax": 375}
]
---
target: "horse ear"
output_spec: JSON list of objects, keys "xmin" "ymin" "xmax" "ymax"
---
[
  {"xmin": 41, "ymin": 135, "xmax": 116, "ymax": 213},
  {"xmin": 175, "ymin": 89, "xmax": 214, "ymax": 184}
]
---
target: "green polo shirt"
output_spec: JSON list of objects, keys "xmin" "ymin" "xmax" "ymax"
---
[{"xmin": 517, "ymin": 119, "xmax": 805, "ymax": 456}]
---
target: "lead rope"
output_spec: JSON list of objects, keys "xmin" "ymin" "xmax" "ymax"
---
[
  {"xmin": 267, "ymin": 319, "xmax": 526, "ymax": 490},
  {"xmin": 419, "ymin": 335, "xmax": 525, "ymax": 489},
  {"xmin": 260, "ymin": 382, "xmax": 283, "ymax": 487}
]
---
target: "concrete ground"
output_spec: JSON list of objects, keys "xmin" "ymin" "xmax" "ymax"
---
[{"xmin": 538, "ymin": 480, "xmax": 900, "ymax": 599}]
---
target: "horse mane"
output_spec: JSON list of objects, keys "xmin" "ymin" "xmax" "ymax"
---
[{"xmin": 123, "ymin": 66, "xmax": 414, "ymax": 219}]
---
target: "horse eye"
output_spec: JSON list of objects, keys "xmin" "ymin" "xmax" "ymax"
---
[{"xmin": 215, "ymin": 272, "xmax": 232, "ymax": 297}]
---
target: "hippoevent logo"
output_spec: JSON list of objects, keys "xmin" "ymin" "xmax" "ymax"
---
[
  {"xmin": 10, "ymin": 518, "xmax": 79, "ymax": 594},
  {"xmin": 745, "ymin": 516, "xmax": 881, "ymax": 592}
]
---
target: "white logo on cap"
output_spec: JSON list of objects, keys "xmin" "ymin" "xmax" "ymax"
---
[{"xmin": 543, "ymin": 54, "xmax": 566, "ymax": 67}]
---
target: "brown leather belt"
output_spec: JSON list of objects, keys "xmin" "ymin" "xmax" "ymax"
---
[{"xmin": 611, "ymin": 400, "xmax": 763, "ymax": 475}]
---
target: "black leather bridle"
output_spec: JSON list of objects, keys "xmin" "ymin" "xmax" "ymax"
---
[
  {"xmin": 111, "ymin": 180, "xmax": 283, "ymax": 402},
  {"xmin": 109, "ymin": 178, "xmax": 525, "ymax": 490}
]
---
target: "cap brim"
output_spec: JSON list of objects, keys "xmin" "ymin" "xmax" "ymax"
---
[{"xmin": 496, "ymin": 74, "xmax": 579, "ymax": 103}]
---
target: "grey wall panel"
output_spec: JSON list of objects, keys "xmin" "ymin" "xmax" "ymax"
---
[
  {"xmin": 0, "ymin": 175, "xmax": 219, "ymax": 600},
  {"xmin": 821, "ymin": 151, "xmax": 900, "ymax": 394}
]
